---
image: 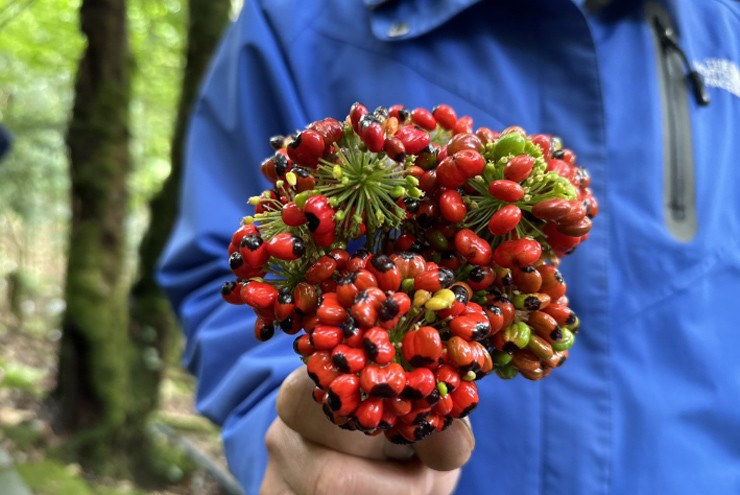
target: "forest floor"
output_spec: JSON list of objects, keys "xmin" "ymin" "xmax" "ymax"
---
[{"xmin": 0, "ymin": 312, "xmax": 240, "ymax": 495}]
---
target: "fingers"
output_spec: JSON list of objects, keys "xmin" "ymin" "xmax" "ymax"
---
[
  {"xmin": 264, "ymin": 416, "xmax": 456, "ymax": 495},
  {"xmin": 276, "ymin": 366, "xmax": 390, "ymax": 460},
  {"xmin": 276, "ymin": 366, "xmax": 475, "ymax": 473},
  {"xmin": 413, "ymin": 418, "xmax": 475, "ymax": 471}
]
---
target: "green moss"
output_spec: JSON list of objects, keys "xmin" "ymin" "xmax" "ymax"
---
[
  {"xmin": 0, "ymin": 361, "xmax": 47, "ymax": 395},
  {"xmin": 2, "ymin": 422, "xmax": 45, "ymax": 450},
  {"xmin": 15, "ymin": 459, "xmax": 155, "ymax": 495},
  {"xmin": 16, "ymin": 460, "xmax": 95, "ymax": 495}
]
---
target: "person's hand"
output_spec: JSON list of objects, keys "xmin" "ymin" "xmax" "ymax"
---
[{"xmin": 260, "ymin": 366, "xmax": 475, "ymax": 495}]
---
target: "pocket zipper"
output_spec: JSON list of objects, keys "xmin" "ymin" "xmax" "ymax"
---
[{"xmin": 647, "ymin": 4, "xmax": 709, "ymax": 242}]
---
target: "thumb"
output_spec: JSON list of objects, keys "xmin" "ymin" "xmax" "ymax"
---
[{"xmin": 413, "ymin": 418, "xmax": 475, "ymax": 472}]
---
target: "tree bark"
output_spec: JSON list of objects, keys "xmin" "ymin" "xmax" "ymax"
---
[
  {"xmin": 53, "ymin": 0, "xmax": 134, "ymax": 473},
  {"xmin": 126, "ymin": 0, "xmax": 231, "ymax": 480},
  {"xmin": 52, "ymin": 0, "xmax": 231, "ymax": 482}
]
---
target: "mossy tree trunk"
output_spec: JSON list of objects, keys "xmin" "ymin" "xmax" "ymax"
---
[
  {"xmin": 52, "ymin": 0, "xmax": 231, "ymax": 483},
  {"xmin": 126, "ymin": 0, "xmax": 231, "ymax": 479},
  {"xmin": 53, "ymin": 0, "xmax": 134, "ymax": 475}
]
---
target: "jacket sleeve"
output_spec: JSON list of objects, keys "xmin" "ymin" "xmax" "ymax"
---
[{"xmin": 156, "ymin": 3, "xmax": 308, "ymax": 493}]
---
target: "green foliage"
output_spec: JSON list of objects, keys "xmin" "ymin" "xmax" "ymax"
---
[
  {"xmin": 0, "ymin": 0, "xmax": 82, "ymax": 288},
  {"xmin": 128, "ymin": 0, "xmax": 185, "ymax": 208},
  {"xmin": 2, "ymin": 421, "xmax": 45, "ymax": 450},
  {"xmin": 0, "ymin": 358, "xmax": 47, "ymax": 395},
  {"xmin": 16, "ymin": 458, "xmax": 151, "ymax": 495},
  {"xmin": 16, "ymin": 460, "xmax": 95, "ymax": 495},
  {"xmin": 0, "ymin": 0, "xmax": 187, "ymax": 307}
]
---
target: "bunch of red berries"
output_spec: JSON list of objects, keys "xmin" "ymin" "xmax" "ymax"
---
[{"xmin": 221, "ymin": 102, "xmax": 597, "ymax": 443}]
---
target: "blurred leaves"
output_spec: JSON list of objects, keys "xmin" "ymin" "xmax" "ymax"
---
[{"xmin": 0, "ymin": 0, "xmax": 186, "ymax": 291}]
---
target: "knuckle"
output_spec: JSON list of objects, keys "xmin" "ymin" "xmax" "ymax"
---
[
  {"xmin": 264, "ymin": 419, "xmax": 283, "ymax": 455},
  {"xmin": 312, "ymin": 462, "xmax": 349, "ymax": 495},
  {"xmin": 276, "ymin": 369, "xmax": 305, "ymax": 427}
]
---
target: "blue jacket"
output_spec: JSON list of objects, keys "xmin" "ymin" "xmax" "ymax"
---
[{"xmin": 157, "ymin": 0, "xmax": 740, "ymax": 493}]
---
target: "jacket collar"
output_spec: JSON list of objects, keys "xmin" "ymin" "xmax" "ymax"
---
[
  {"xmin": 364, "ymin": 0, "xmax": 484, "ymax": 41},
  {"xmin": 363, "ymin": 0, "xmax": 622, "ymax": 41}
]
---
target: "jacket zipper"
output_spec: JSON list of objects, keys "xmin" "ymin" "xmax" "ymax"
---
[{"xmin": 646, "ymin": 4, "xmax": 708, "ymax": 242}]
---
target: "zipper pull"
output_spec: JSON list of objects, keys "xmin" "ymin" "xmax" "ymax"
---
[{"xmin": 653, "ymin": 17, "xmax": 711, "ymax": 106}]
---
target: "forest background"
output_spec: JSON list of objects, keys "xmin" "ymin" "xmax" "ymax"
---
[{"xmin": 0, "ymin": 0, "xmax": 242, "ymax": 493}]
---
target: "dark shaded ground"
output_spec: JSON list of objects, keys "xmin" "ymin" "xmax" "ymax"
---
[{"xmin": 0, "ymin": 315, "xmax": 238, "ymax": 495}]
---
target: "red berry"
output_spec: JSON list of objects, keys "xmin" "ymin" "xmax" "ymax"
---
[
  {"xmin": 353, "ymin": 397, "xmax": 384, "ymax": 431},
  {"xmin": 493, "ymin": 238, "xmax": 542, "ymax": 268},
  {"xmin": 350, "ymin": 102, "xmax": 369, "ymax": 134},
  {"xmin": 453, "ymin": 115, "xmax": 474, "ymax": 134},
  {"xmin": 360, "ymin": 363, "xmax": 406, "ymax": 398},
  {"xmin": 274, "ymin": 289, "xmax": 295, "ymax": 321},
  {"xmin": 239, "ymin": 234, "xmax": 270, "ymax": 268},
  {"xmin": 401, "ymin": 368, "xmax": 436, "ymax": 399},
  {"xmin": 307, "ymin": 351, "xmax": 341, "ymax": 389},
  {"xmin": 331, "ymin": 344, "xmax": 368, "ymax": 374},
  {"xmin": 394, "ymin": 125, "xmax": 431, "ymax": 155},
  {"xmin": 411, "ymin": 107, "xmax": 437, "ymax": 131},
  {"xmin": 281, "ymin": 201, "xmax": 307, "ymax": 227},
  {"xmin": 308, "ymin": 117, "xmax": 344, "ymax": 145},
  {"xmin": 402, "ymin": 326, "xmax": 443, "ymax": 369},
  {"xmin": 327, "ymin": 374, "xmax": 361, "ymax": 416},
  {"xmin": 360, "ymin": 118, "xmax": 385, "ymax": 152},
  {"xmin": 305, "ymin": 255, "xmax": 338, "ymax": 285},
  {"xmin": 488, "ymin": 204, "xmax": 522, "ymax": 236},
  {"xmin": 304, "ymin": 195, "xmax": 335, "ymax": 235},
  {"xmin": 452, "ymin": 149, "xmax": 485, "ymax": 178},
  {"xmin": 221, "ymin": 281, "xmax": 245, "ymax": 305},
  {"xmin": 267, "ymin": 232, "xmax": 305, "ymax": 260},
  {"xmin": 449, "ymin": 380, "xmax": 479, "ymax": 418},
  {"xmin": 531, "ymin": 197, "xmax": 572, "ymax": 222},
  {"xmin": 240, "ymin": 280, "xmax": 279, "ymax": 310},
  {"xmin": 293, "ymin": 282, "xmax": 319, "ymax": 313},
  {"xmin": 316, "ymin": 298, "xmax": 348, "ymax": 326},
  {"xmin": 287, "ymin": 129, "xmax": 325, "ymax": 168},
  {"xmin": 362, "ymin": 326, "xmax": 396, "ymax": 364},
  {"xmin": 454, "ymin": 229, "xmax": 492, "ymax": 266},
  {"xmin": 504, "ymin": 155, "xmax": 535, "ymax": 182},
  {"xmin": 413, "ymin": 266, "xmax": 455, "ymax": 292},
  {"xmin": 432, "ymin": 104, "xmax": 457, "ymax": 130},
  {"xmin": 438, "ymin": 189, "xmax": 467, "ymax": 223},
  {"xmin": 446, "ymin": 133, "xmax": 482, "ymax": 155},
  {"xmin": 310, "ymin": 324, "xmax": 343, "ymax": 352},
  {"xmin": 467, "ymin": 265, "xmax": 496, "ymax": 291},
  {"xmin": 253, "ymin": 316, "xmax": 275, "ymax": 342},
  {"xmin": 367, "ymin": 254, "xmax": 401, "ymax": 292},
  {"xmin": 449, "ymin": 314, "xmax": 491, "ymax": 341},
  {"xmin": 488, "ymin": 179, "xmax": 525, "ymax": 202}
]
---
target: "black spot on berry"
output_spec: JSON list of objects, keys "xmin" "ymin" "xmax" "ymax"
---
[
  {"xmin": 370, "ymin": 254, "xmax": 395, "ymax": 273},
  {"xmin": 438, "ymin": 268, "xmax": 455, "ymax": 288},
  {"xmin": 229, "ymin": 252, "xmax": 244, "ymax": 269},
  {"xmin": 450, "ymin": 285, "xmax": 470, "ymax": 304},
  {"xmin": 240, "ymin": 234, "xmax": 263, "ymax": 251},
  {"xmin": 291, "ymin": 236, "xmax": 306, "ymax": 257},
  {"xmin": 273, "ymin": 152, "xmax": 289, "ymax": 176},
  {"xmin": 277, "ymin": 290, "xmax": 293, "ymax": 304},
  {"xmin": 369, "ymin": 383, "xmax": 396, "ymax": 398},
  {"xmin": 379, "ymin": 298, "xmax": 400, "ymax": 322},
  {"xmin": 269, "ymin": 135, "xmax": 285, "ymax": 150},
  {"xmin": 221, "ymin": 281, "xmax": 237, "ymax": 295},
  {"xmin": 327, "ymin": 390, "xmax": 343, "ymax": 412},
  {"xmin": 305, "ymin": 212, "xmax": 320, "ymax": 232},
  {"xmin": 332, "ymin": 353, "xmax": 350, "ymax": 373}
]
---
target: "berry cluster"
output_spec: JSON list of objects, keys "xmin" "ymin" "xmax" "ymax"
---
[{"xmin": 221, "ymin": 103, "xmax": 597, "ymax": 443}]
